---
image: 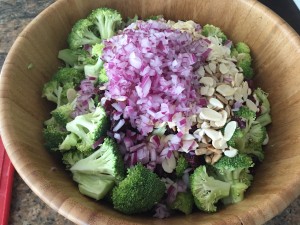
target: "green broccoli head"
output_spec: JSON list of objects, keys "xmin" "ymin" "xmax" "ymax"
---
[
  {"xmin": 256, "ymin": 113, "xmax": 272, "ymax": 127},
  {"xmin": 70, "ymin": 137, "xmax": 125, "ymax": 182},
  {"xmin": 68, "ymin": 18, "xmax": 101, "ymax": 49},
  {"xmin": 43, "ymin": 68, "xmax": 83, "ymax": 106},
  {"xmin": 62, "ymin": 149, "xmax": 92, "ymax": 168},
  {"xmin": 72, "ymin": 171, "xmax": 115, "ymax": 200},
  {"xmin": 112, "ymin": 163, "xmax": 166, "ymax": 215},
  {"xmin": 42, "ymin": 80, "xmax": 63, "ymax": 106},
  {"xmin": 254, "ymin": 88, "xmax": 271, "ymax": 115},
  {"xmin": 170, "ymin": 191, "xmax": 194, "ymax": 215},
  {"xmin": 53, "ymin": 67, "xmax": 84, "ymax": 86},
  {"xmin": 248, "ymin": 123, "xmax": 267, "ymax": 145},
  {"xmin": 60, "ymin": 105, "xmax": 110, "ymax": 152},
  {"xmin": 222, "ymin": 182, "xmax": 249, "ymax": 205},
  {"xmin": 175, "ymin": 154, "xmax": 189, "ymax": 178},
  {"xmin": 98, "ymin": 67, "xmax": 109, "ymax": 83},
  {"xmin": 236, "ymin": 53, "xmax": 254, "ymax": 79},
  {"xmin": 58, "ymin": 48, "xmax": 89, "ymax": 67},
  {"xmin": 91, "ymin": 43, "xmax": 104, "ymax": 57},
  {"xmin": 234, "ymin": 106, "xmax": 256, "ymax": 131},
  {"xmin": 201, "ymin": 24, "xmax": 227, "ymax": 43},
  {"xmin": 212, "ymin": 154, "xmax": 254, "ymax": 204},
  {"xmin": 227, "ymin": 128, "xmax": 244, "ymax": 149},
  {"xmin": 190, "ymin": 165, "xmax": 230, "ymax": 212},
  {"xmin": 235, "ymin": 42, "xmax": 251, "ymax": 54},
  {"xmin": 51, "ymin": 102, "xmax": 74, "ymax": 126},
  {"xmin": 84, "ymin": 56, "xmax": 104, "ymax": 81},
  {"xmin": 243, "ymin": 142, "xmax": 264, "ymax": 161},
  {"xmin": 213, "ymin": 153, "xmax": 254, "ymax": 183},
  {"xmin": 43, "ymin": 123, "xmax": 68, "ymax": 151},
  {"xmin": 88, "ymin": 7, "xmax": 122, "ymax": 40}
]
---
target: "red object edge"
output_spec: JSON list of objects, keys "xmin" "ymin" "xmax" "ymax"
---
[{"xmin": 0, "ymin": 137, "xmax": 14, "ymax": 225}]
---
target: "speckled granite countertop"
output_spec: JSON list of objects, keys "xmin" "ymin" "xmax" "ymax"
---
[{"xmin": 0, "ymin": 1, "xmax": 299, "ymax": 224}]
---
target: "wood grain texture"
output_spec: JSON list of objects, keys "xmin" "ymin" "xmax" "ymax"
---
[{"xmin": 0, "ymin": 0, "xmax": 299, "ymax": 224}]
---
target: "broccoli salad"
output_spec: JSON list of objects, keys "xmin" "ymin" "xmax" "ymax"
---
[{"xmin": 42, "ymin": 7, "xmax": 272, "ymax": 218}]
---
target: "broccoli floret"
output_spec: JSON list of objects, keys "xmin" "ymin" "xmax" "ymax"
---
[
  {"xmin": 236, "ymin": 53, "xmax": 254, "ymax": 79},
  {"xmin": 59, "ymin": 105, "xmax": 109, "ymax": 152},
  {"xmin": 201, "ymin": 24, "xmax": 227, "ymax": 43},
  {"xmin": 42, "ymin": 80, "xmax": 63, "ymax": 106},
  {"xmin": 254, "ymin": 88, "xmax": 271, "ymax": 115},
  {"xmin": 234, "ymin": 106, "xmax": 256, "ymax": 132},
  {"xmin": 231, "ymin": 47, "xmax": 239, "ymax": 58},
  {"xmin": 51, "ymin": 102, "xmax": 74, "ymax": 126},
  {"xmin": 54, "ymin": 67, "xmax": 84, "ymax": 85},
  {"xmin": 42, "ymin": 68, "xmax": 84, "ymax": 106},
  {"xmin": 190, "ymin": 166, "xmax": 230, "ymax": 212},
  {"xmin": 235, "ymin": 42, "xmax": 251, "ymax": 54},
  {"xmin": 88, "ymin": 7, "xmax": 122, "ymax": 40},
  {"xmin": 227, "ymin": 128, "xmax": 244, "ymax": 148},
  {"xmin": 68, "ymin": 19, "xmax": 101, "ymax": 49},
  {"xmin": 120, "ymin": 15, "xmax": 138, "ymax": 29},
  {"xmin": 256, "ymin": 113, "xmax": 272, "ymax": 127},
  {"xmin": 98, "ymin": 67, "xmax": 109, "ymax": 83},
  {"xmin": 70, "ymin": 137, "xmax": 125, "ymax": 183},
  {"xmin": 62, "ymin": 149, "xmax": 91, "ymax": 168},
  {"xmin": 43, "ymin": 122, "xmax": 68, "ymax": 151},
  {"xmin": 73, "ymin": 172, "xmax": 115, "ymax": 200},
  {"xmin": 175, "ymin": 154, "xmax": 189, "ymax": 178},
  {"xmin": 170, "ymin": 191, "xmax": 194, "ymax": 215},
  {"xmin": 212, "ymin": 154, "xmax": 254, "ymax": 204},
  {"xmin": 248, "ymin": 123, "xmax": 266, "ymax": 144},
  {"xmin": 84, "ymin": 57, "xmax": 104, "ymax": 81},
  {"xmin": 91, "ymin": 43, "xmax": 104, "ymax": 57},
  {"xmin": 145, "ymin": 15, "xmax": 163, "ymax": 21},
  {"xmin": 112, "ymin": 163, "xmax": 166, "ymax": 215},
  {"xmin": 58, "ymin": 48, "xmax": 89, "ymax": 67},
  {"xmin": 243, "ymin": 142, "xmax": 264, "ymax": 161},
  {"xmin": 59, "ymin": 133, "xmax": 78, "ymax": 151}
]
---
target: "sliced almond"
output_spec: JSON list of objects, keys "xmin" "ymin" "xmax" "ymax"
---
[
  {"xmin": 207, "ymin": 87, "xmax": 215, "ymax": 96},
  {"xmin": 205, "ymin": 155, "xmax": 212, "ymax": 164},
  {"xmin": 215, "ymin": 93, "xmax": 229, "ymax": 105},
  {"xmin": 216, "ymin": 84, "xmax": 236, "ymax": 97},
  {"xmin": 162, "ymin": 153, "xmax": 176, "ymax": 173},
  {"xmin": 200, "ymin": 108, "xmax": 222, "ymax": 121},
  {"xmin": 224, "ymin": 121, "xmax": 237, "ymax": 141},
  {"xmin": 199, "ymin": 77, "xmax": 214, "ymax": 87},
  {"xmin": 211, "ymin": 153, "xmax": 222, "ymax": 164},
  {"xmin": 209, "ymin": 62, "xmax": 217, "ymax": 73},
  {"xmin": 200, "ymin": 86, "xmax": 209, "ymax": 95},
  {"xmin": 212, "ymin": 138, "xmax": 228, "ymax": 149},
  {"xmin": 195, "ymin": 148, "xmax": 208, "ymax": 155},
  {"xmin": 234, "ymin": 73, "xmax": 244, "ymax": 87},
  {"xmin": 197, "ymin": 66, "xmax": 205, "ymax": 77},
  {"xmin": 215, "ymin": 110, "xmax": 228, "ymax": 127},
  {"xmin": 224, "ymin": 147, "xmax": 238, "ymax": 157},
  {"xmin": 246, "ymin": 99, "xmax": 258, "ymax": 112},
  {"xmin": 209, "ymin": 98, "xmax": 223, "ymax": 109},
  {"xmin": 219, "ymin": 63, "xmax": 229, "ymax": 74},
  {"xmin": 203, "ymin": 128, "xmax": 222, "ymax": 141}
]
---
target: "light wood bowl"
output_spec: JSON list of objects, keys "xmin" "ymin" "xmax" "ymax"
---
[{"xmin": 1, "ymin": 0, "xmax": 300, "ymax": 224}]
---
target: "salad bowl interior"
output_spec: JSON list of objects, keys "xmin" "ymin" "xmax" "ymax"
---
[{"xmin": 1, "ymin": 0, "xmax": 300, "ymax": 224}]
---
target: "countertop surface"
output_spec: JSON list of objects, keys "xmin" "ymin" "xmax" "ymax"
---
[{"xmin": 0, "ymin": 0, "xmax": 299, "ymax": 224}]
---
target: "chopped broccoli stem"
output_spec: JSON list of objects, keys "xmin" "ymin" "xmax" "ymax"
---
[
  {"xmin": 73, "ymin": 172, "xmax": 115, "ymax": 200},
  {"xmin": 256, "ymin": 113, "xmax": 272, "ymax": 127}
]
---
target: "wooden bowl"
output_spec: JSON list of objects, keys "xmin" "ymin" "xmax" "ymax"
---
[{"xmin": 1, "ymin": 0, "xmax": 299, "ymax": 224}]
